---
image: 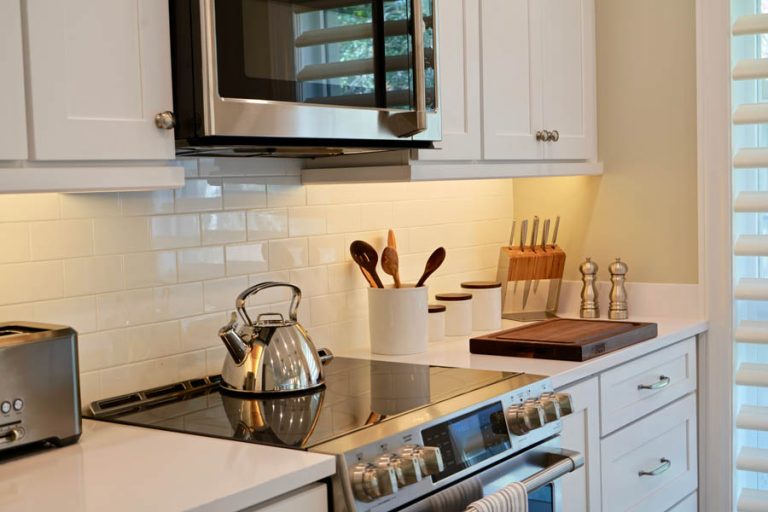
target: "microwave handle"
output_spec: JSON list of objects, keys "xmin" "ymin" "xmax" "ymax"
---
[{"xmin": 390, "ymin": 0, "xmax": 428, "ymax": 137}]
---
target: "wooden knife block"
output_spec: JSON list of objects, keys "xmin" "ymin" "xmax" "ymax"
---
[{"xmin": 496, "ymin": 245, "xmax": 566, "ymax": 321}]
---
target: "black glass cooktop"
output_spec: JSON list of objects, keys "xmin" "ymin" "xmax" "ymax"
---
[{"xmin": 87, "ymin": 357, "xmax": 521, "ymax": 450}]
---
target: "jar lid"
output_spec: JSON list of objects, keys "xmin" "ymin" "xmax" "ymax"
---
[
  {"xmin": 460, "ymin": 281, "xmax": 502, "ymax": 289},
  {"xmin": 428, "ymin": 304, "xmax": 447, "ymax": 313},
  {"xmin": 435, "ymin": 292, "xmax": 473, "ymax": 301}
]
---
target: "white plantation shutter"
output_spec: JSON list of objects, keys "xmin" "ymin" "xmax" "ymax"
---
[{"xmin": 733, "ymin": 3, "xmax": 768, "ymax": 510}]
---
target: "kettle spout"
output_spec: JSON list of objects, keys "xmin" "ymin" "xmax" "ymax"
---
[{"xmin": 219, "ymin": 312, "xmax": 250, "ymax": 365}]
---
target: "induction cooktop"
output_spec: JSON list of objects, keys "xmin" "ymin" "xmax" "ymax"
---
[{"xmin": 86, "ymin": 357, "xmax": 528, "ymax": 450}]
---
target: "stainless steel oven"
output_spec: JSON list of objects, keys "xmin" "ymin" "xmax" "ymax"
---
[{"xmin": 170, "ymin": 0, "xmax": 441, "ymax": 156}]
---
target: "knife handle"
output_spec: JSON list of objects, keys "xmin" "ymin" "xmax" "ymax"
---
[
  {"xmin": 520, "ymin": 220, "xmax": 528, "ymax": 252},
  {"xmin": 530, "ymin": 216, "xmax": 539, "ymax": 251},
  {"xmin": 551, "ymin": 216, "xmax": 560, "ymax": 247},
  {"xmin": 541, "ymin": 219, "xmax": 550, "ymax": 250},
  {"xmin": 508, "ymin": 220, "xmax": 516, "ymax": 248}
]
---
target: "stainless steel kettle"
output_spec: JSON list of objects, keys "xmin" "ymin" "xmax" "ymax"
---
[{"xmin": 218, "ymin": 282, "xmax": 333, "ymax": 394}]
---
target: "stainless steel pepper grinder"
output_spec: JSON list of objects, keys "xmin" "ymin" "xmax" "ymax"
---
[
  {"xmin": 608, "ymin": 258, "xmax": 629, "ymax": 320},
  {"xmin": 579, "ymin": 257, "xmax": 599, "ymax": 319}
]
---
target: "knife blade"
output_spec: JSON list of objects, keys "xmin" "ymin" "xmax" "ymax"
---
[
  {"xmin": 522, "ymin": 217, "xmax": 539, "ymax": 310},
  {"xmin": 533, "ymin": 219, "xmax": 550, "ymax": 293},
  {"xmin": 514, "ymin": 220, "xmax": 528, "ymax": 294}
]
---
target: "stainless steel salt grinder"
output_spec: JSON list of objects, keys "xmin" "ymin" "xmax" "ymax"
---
[
  {"xmin": 579, "ymin": 258, "xmax": 599, "ymax": 319},
  {"xmin": 608, "ymin": 258, "xmax": 629, "ymax": 320}
]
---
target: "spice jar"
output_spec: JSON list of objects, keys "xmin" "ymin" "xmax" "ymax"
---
[
  {"xmin": 460, "ymin": 281, "xmax": 502, "ymax": 331},
  {"xmin": 435, "ymin": 293, "xmax": 473, "ymax": 337},
  {"xmin": 428, "ymin": 304, "xmax": 446, "ymax": 342}
]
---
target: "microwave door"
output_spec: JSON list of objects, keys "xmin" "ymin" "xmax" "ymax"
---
[{"xmin": 198, "ymin": 0, "xmax": 438, "ymax": 143}]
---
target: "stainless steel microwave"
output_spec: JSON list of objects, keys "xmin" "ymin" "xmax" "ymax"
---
[{"xmin": 170, "ymin": 0, "xmax": 441, "ymax": 157}]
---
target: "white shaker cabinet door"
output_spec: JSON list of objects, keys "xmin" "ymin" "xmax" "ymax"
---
[
  {"xmin": 480, "ymin": 0, "xmax": 543, "ymax": 160},
  {"xmin": 23, "ymin": 0, "xmax": 175, "ymax": 160},
  {"xmin": 0, "ymin": 0, "xmax": 28, "ymax": 160},
  {"xmin": 558, "ymin": 377, "xmax": 601, "ymax": 512},
  {"xmin": 539, "ymin": 0, "xmax": 596, "ymax": 160},
  {"xmin": 421, "ymin": 0, "xmax": 482, "ymax": 161}
]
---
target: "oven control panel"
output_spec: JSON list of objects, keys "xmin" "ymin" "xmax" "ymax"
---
[{"xmin": 338, "ymin": 379, "xmax": 572, "ymax": 511}]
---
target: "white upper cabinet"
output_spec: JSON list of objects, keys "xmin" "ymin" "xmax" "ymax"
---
[
  {"xmin": 480, "ymin": 0, "xmax": 542, "ymax": 160},
  {"xmin": 23, "ymin": 0, "xmax": 175, "ymax": 161},
  {"xmin": 481, "ymin": 0, "xmax": 596, "ymax": 161},
  {"xmin": 0, "ymin": 0, "xmax": 28, "ymax": 160},
  {"xmin": 421, "ymin": 0, "xmax": 482, "ymax": 161}
]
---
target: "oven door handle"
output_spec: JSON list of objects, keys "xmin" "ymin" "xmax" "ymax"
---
[
  {"xmin": 389, "ymin": 0, "xmax": 428, "ymax": 137},
  {"xmin": 520, "ymin": 448, "xmax": 584, "ymax": 494}
]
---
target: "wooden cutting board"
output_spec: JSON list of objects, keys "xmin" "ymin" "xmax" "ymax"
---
[{"xmin": 469, "ymin": 318, "xmax": 658, "ymax": 361}]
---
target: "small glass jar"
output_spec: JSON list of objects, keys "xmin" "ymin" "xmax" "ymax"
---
[
  {"xmin": 461, "ymin": 281, "xmax": 502, "ymax": 331},
  {"xmin": 435, "ymin": 293, "xmax": 473, "ymax": 337},
  {"xmin": 428, "ymin": 304, "xmax": 446, "ymax": 342}
]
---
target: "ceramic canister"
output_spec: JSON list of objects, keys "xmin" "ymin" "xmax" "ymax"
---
[
  {"xmin": 435, "ymin": 292, "xmax": 473, "ymax": 337},
  {"xmin": 460, "ymin": 281, "xmax": 502, "ymax": 331}
]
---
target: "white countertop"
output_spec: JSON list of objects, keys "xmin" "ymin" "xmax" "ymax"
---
[
  {"xmin": 339, "ymin": 316, "xmax": 708, "ymax": 389},
  {"xmin": 0, "ymin": 420, "xmax": 336, "ymax": 512}
]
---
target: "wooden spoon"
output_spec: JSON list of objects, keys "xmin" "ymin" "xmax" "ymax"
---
[
  {"xmin": 350, "ymin": 241, "xmax": 384, "ymax": 288},
  {"xmin": 415, "ymin": 247, "xmax": 446, "ymax": 287},
  {"xmin": 387, "ymin": 229, "xmax": 397, "ymax": 250},
  {"xmin": 381, "ymin": 246, "xmax": 401, "ymax": 288}
]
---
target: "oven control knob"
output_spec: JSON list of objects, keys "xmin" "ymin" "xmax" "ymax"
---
[
  {"xmin": 554, "ymin": 392, "xmax": 573, "ymax": 416},
  {"xmin": 400, "ymin": 445, "xmax": 445, "ymax": 476},
  {"xmin": 507, "ymin": 400, "xmax": 546, "ymax": 435},
  {"xmin": 537, "ymin": 393, "xmax": 562, "ymax": 422},
  {"xmin": 350, "ymin": 462, "xmax": 398, "ymax": 502},
  {"xmin": 377, "ymin": 454, "xmax": 421, "ymax": 486}
]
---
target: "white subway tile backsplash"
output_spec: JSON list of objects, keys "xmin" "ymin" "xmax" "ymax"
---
[
  {"xmin": 174, "ymin": 179, "xmax": 223, "ymax": 213},
  {"xmin": 203, "ymin": 276, "xmax": 248, "ymax": 313},
  {"xmin": 268, "ymin": 238, "xmax": 308, "ymax": 270},
  {"xmin": 201, "ymin": 211, "xmax": 246, "ymax": 245},
  {"xmin": 223, "ymin": 179, "xmax": 267, "ymax": 210},
  {"xmin": 177, "ymin": 246, "xmax": 225, "ymax": 282},
  {"xmin": 29, "ymin": 219, "xmax": 94, "ymax": 260},
  {"xmin": 246, "ymin": 209, "xmax": 288, "ymax": 240},
  {"xmin": 94, "ymin": 217, "xmax": 150, "ymax": 254},
  {"xmin": 289, "ymin": 206, "xmax": 327, "ymax": 236},
  {"xmin": 0, "ymin": 193, "xmax": 60, "ymax": 222},
  {"xmin": 225, "ymin": 242, "xmax": 268, "ymax": 276},
  {"xmin": 150, "ymin": 214, "xmax": 200, "ymax": 249},
  {"xmin": 63, "ymin": 256, "xmax": 123, "ymax": 296},
  {"xmin": 120, "ymin": 190, "xmax": 174, "ymax": 216},
  {"xmin": 0, "ymin": 223, "xmax": 30, "ymax": 264},
  {"xmin": 0, "ymin": 174, "xmax": 514, "ymax": 405},
  {"xmin": 124, "ymin": 251, "xmax": 177, "ymax": 289}
]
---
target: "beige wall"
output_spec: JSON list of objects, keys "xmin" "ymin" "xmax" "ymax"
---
[{"xmin": 514, "ymin": 0, "xmax": 698, "ymax": 283}]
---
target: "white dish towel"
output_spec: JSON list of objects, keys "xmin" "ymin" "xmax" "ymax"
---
[{"xmin": 465, "ymin": 481, "xmax": 528, "ymax": 512}]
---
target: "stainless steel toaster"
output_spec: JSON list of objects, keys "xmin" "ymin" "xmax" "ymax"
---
[{"xmin": 0, "ymin": 322, "xmax": 81, "ymax": 455}]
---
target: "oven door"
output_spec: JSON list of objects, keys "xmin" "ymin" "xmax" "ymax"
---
[
  {"xmin": 198, "ymin": 0, "xmax": 440, "ymax": 143},
  {"xmin": 400, "ymin": 439, "xmax": 583, "ymax": 512}
]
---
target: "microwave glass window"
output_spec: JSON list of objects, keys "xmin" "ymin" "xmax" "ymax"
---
[{"xmin": 214, "ymin": 0, "xmax": 435, "ymax": 111}]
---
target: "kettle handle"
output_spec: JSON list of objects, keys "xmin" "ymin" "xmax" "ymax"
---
[{"xmin": 236, "ymin": 282, "xmax": 302, "ymax": 326}]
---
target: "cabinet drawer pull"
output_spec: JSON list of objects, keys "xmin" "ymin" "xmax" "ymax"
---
[
  {"xmin": 637, "ymin": 375, "xmax": 671, "ymax": 390},
  {"xmin": 638, "ymin": 458, "xmax": 671, "ymax": 477}
]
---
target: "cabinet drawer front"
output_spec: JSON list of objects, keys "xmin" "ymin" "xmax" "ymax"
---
[
  {"xmin": 668, "ymin": 492, "xmax": 697, "ymax": 512},
  {"xmin": 600, "ymin": 337, "xmax": 696, "ymax": 434},
  {"xmin": 248, "ymin": 483, "xmax": 327, "ymax": 512},
  {"xmin": 601, "ymin": 395, "xmax": 697, "ymax": 512}
]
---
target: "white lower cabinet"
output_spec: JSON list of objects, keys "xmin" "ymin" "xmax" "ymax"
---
[
  {"xmin": 601, "ymin": 394, "xmax": 697, "ymax": 512},
  {"xmin": 668, "ymin": 492, "xmax": 697, "ymax": 512},
  {"xmin": 245, "ymin": 482, "xmax": 328, "ymax": 512},
  {"xmin": 559, "ymin": 377, "xmax": 601, "ymax": 512}
]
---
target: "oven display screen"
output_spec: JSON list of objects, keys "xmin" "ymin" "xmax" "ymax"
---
[{"xmin": 421, "ymin": 401, "xmax": 510, "ymax": 481}]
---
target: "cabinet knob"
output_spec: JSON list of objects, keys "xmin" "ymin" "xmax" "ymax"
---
[
  {"xmin": 154, "ymin": 111, "xmax": 176, "ymax": 130},
  {"xmin": 535, "ymin": 130, "xmax": 551, "ymax": 142},
  {"xmin": 548, "ymin": 130, "xmax": 560, "ymax": 142}
]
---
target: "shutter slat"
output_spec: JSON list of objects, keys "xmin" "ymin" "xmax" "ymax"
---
[
  {"xmin": 295, "ymin": 18, "xmax": 433, "ymax": 47},
  {"xmin": 734, "ymin": 148, "xmax": 768, "ymax": 168},
  {"xmin": 734, "ymin": 103, "xmax": 768, "ymax": 124},
  {"xmin": 735, "ymin": 192, "xmax": 768, "ymax": 212},
  {"xmin": 736, "ymin": 321, "xmax": 768, "ymax": 344},
  {"xmin": 737, "ymin": 405, "xmax": 768, "ymax": 430},
  {"xmin": 733, "ymin": 58, "xmax": 768, "ymax": 80},
  {"xmin": 738, "ymin": 488, "xmax": 768, "ymax": 512},
  {"xmin": 733, "ymin": 14, "xmax": 768, "ymax": 35},
  {"xmin": 735, "ymin": 235, "xmax": 768, "ymax": 256},
  {"xmin": 297, "ymin": 48, "xmax": 433, "ymax": 81},
  {"xmin": 735, "ymin": 278, "xmax": 768, "ymax": 300},
  {"xmin": 737, "ymin": 447, "xmax": 768, "ymax": 472},
  {"xmin": 736, "ymin": 363, "xmax": 768, "ymax": 387}
]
